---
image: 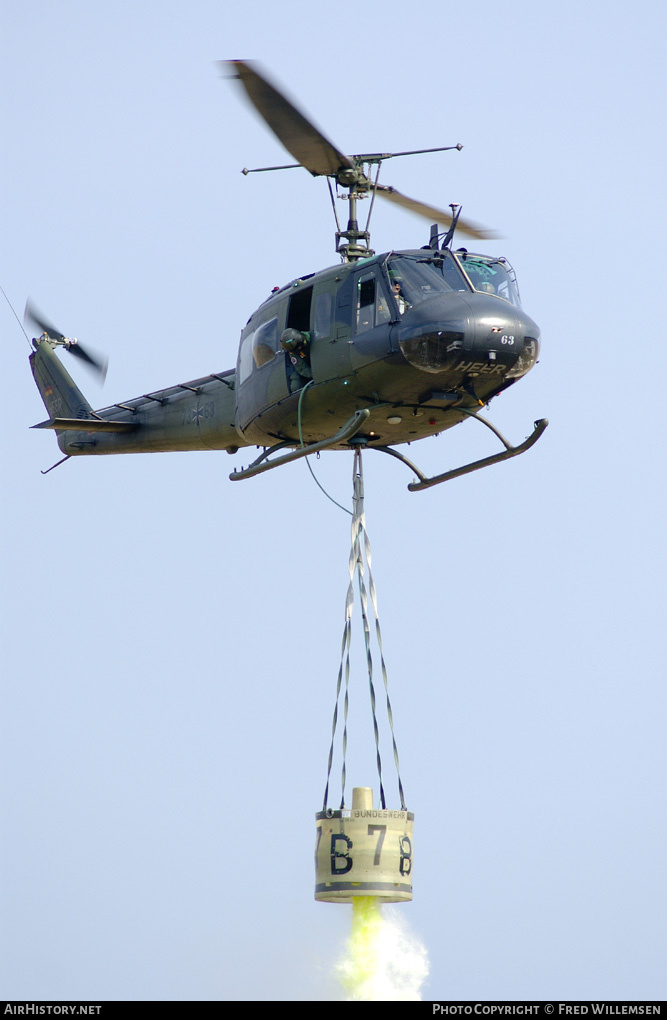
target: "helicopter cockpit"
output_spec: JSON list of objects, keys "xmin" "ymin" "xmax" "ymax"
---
[
  {"xmin": 453, "ymin": 252, "xmax": 522, "ymax": 307},
  {"xmin": 386, "ymin": 252, "xmax": 522, "ymax": 314},
  {"xmin": 387, "ymin": 253, "xmax": 466, "ymax": 313}
]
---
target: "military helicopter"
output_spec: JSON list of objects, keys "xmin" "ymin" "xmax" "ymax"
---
[{"xmin": 28, "ymin": 61, "xmax": 547, "ymax": 488}]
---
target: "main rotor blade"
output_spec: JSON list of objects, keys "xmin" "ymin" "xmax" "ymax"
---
[
  {"xmin": 373, "ymin": 184, "xmax": 499, "ymax": 240},
  {"xmin": 24, "ymin": 299, "xmax": 66, "ymax": 342},
  {"xmin": 224, "ymin": 60, "xmax": 354, "ymax": 178}
]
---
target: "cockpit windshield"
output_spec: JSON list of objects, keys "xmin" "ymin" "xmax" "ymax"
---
[
  {"xmin": 386, "ymin": 253, "xmax": 469, "ymax": 313},
  {"xmin": 453, "ymin": 252, "xmax": 522, "ymax": 308}
]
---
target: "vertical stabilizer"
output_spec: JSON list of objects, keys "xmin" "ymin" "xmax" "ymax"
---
[{"xmin": 30, "ymin": 340, "xmax": 93, "ymax": 422}]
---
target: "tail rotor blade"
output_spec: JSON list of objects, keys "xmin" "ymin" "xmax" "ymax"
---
[
  {"xmin": 24, "ymin": 300, "xmax": 66, "ymax": 342},
  {"xmin": 68, "ymin": 342, "xmax": 108, "ymax": 381},
  {"xmin": 25, "ymin": 298, "xmax": 108, "ymax": 382}
]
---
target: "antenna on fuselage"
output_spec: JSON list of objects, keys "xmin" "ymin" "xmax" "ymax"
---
[{"xmin": 441, "ymin": 205, "xmax": 462, "ymax": 249}]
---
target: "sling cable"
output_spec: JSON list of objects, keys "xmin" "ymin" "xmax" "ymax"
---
[{"xmin": 315, "ymin": 448, "xmax": 414, "ymax": 904}]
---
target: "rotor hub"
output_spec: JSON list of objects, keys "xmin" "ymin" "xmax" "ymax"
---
[{"xmin": 337, "ymin": 166, "xmax": 367, "ymax": 188}]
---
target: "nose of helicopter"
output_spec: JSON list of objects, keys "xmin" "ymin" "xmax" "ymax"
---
[
  {"xmin": 396, "ymin": 292, "xmax": 540, "ymax": 381},
  {"xmin": 467, "ymin": 293, "xmax": 541, "ymax": 381}
]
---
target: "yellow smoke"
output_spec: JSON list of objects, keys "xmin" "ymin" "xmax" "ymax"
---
[
  {"xmin": 340, "ymin": 897, "xmax": 383, "ymax": 997},
  {"xmin": 336, "ymin": 897, "xmax": 429, "ymax": 1001}
]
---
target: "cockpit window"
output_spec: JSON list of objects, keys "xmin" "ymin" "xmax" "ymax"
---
[
  {"xmin": 386, "ymin": 253, "xmax": 469, "ymax": 316},
  {"xmin": 454, "ymin": 253, "xmax": 522, "ymax": 307}
]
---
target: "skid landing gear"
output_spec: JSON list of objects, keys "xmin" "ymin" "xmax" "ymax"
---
[
  {"xmin": 229, "ymin": 407, "xmax": 547, "ymax": 489},
  {"xmin": 371, "ymin": 411, "xmax": 548, "ymax": 491},
  {"xmin": 229, "ymin": 408, "xmax": 370, "ymax": 482}
]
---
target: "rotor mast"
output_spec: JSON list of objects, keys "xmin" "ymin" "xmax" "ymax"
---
[
  {"xmin": 226, "ymin": 60, "xmax": 497, "ymax": 262},
  {"xmin": 335, "ymin": 166, "xmax": 373, "ymax": 261}
]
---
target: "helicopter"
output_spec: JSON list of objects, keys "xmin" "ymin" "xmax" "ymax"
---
[{"xmin": 28, "ymin": 60, "xmax": 547, "ymax": 489}]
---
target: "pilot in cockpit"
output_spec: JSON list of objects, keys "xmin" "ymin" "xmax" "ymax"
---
[{"xmin": 390, "ymin": 273, "xmax": 410, "ymax": 315}]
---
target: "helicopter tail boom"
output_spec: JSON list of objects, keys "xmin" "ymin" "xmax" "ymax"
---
[{"xmin": 29, "ymin": 338, "xmax": 249, "ymax": 461}]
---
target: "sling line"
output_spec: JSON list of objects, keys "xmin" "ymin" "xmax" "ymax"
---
[{"xmin": 322, "ymin": 448, "xmax": 406, "ymax": 811}]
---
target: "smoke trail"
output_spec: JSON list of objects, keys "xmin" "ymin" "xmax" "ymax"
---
[{"xmin": 336, "ymin": 897, "xmax": 429, "ymax": 1001}]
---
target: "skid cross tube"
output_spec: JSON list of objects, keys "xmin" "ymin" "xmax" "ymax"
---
[
  {"xmin": 229, "ymin": 408, "xmax": 371, "ymax": 482},
  {"xmin": 372, "ymin": 412, "xmax": 548, "ymax": 491}
]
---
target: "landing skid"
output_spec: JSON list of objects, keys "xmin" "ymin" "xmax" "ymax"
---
[
  {"xmin": 229, "ymin": 408, "xmax": 371, "ymax": 481},
  {"xmin": 229, "ymin": 407, "xmax": 547, "ymax": 489},
  {"xmin": 372, "ymin": 411, "xmax": 548, "ymax": 490}
]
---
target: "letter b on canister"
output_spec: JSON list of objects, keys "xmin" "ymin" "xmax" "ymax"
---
[{"xmin": 314, "ymin": 786, "xmax": 414, "ymax": 902}]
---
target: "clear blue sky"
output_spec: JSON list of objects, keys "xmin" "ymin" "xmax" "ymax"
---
[{"xmin": 2, "ymin": 0, "xmax": 665, "ymax": 1001}]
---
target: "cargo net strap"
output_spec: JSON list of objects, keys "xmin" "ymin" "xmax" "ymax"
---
[{"xmin": 323, "ymin": 448, "xmax": 406, "ymax": 812}]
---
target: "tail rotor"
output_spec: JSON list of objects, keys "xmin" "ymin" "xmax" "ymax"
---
[{"xmin": 25, "ymin": 300, "xmax": 108, "ymax": 381}]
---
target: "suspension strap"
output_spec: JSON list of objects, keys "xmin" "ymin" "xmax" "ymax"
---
[
  {"xmin": 321, "ymin": 551, "xmax": 353, "ymax": 812},
  {"xmin": 322, "ymin": 448, "xmax": 406, "ymax": 812},
  {"xmin": 322, "ymin": 468, "xmax": 357, "ymax": 812},
  {"xmin": 352, "ymin": 449, "xmax": 386, "ymax": 808}
]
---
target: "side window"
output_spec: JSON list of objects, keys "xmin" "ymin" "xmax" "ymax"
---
[
  {"xmin": 313, "ymin": 292, "xmax": 334, "ymax": 338},
  {"xmin": 253, "ymin": 317, "xmax": 278, "ymax": 367},
  {"xmin": 357, "ymin": 274, "xmax": 391, "ymax": 334},
  {"xmin": 357, "ymin": 276, "xmax": 376, "ymax": 334},
  {"xmin": 238, "ymin": 329, "xmax": 255, "ymax": 384},
  {"xmin": 375, "ymin": 284, "xmax": 392, "ymax": 325},
  {"xmin": 238, "ymin": 316, "xmax": 279, "ymax": 383}
]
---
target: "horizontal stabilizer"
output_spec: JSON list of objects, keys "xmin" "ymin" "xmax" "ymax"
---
[{"xmin": 32, "ymin": 417, "xmax": 140, "ymax": 433}]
